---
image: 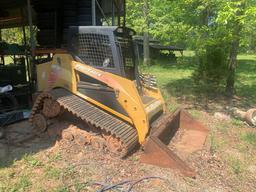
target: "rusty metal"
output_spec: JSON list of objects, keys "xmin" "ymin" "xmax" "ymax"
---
[
  {"xmin": 32, "ymin": 114, "xmax": 48, "ymax": 133},
  {"xmin": 141, "ymin": 109, "xmax": 209, "ymax": 177},
  {"xmin": 29, "ymin": 88, "xmax": 138, "ymax": 157}
]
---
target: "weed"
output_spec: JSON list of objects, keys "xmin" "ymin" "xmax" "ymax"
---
[
  {"xmin": 228, "ymin": 157, "xmax": 245, "ymax": 175},
  {"xmin": 210, "ymin": 134, "xmax": 218, "ymax": 154},
  {"xmin": 22, "ymin": 154, "xmax": 42, "ymax": 167},
  {"xmin": 48, "ymin": 152, "xmax": 62, "ymax": 163},
  {"xmin": 44, "ymin": 166, "xmax": 62, "ymax": 179},
  {"xmin": 210, "ymin": 132, "xmax": 228, "ymax": 154},
  {"xmin": 74, "ymin": 181, "xmax": 89, "ymax": 192},
  {"xmin": 231, "ymin": 119, "xmax": 244, "ymax": 127},
  {"xmin": 53, "ymin": 186, "xmax": 69, "ymax": 192},
  {"xmin": 240, "ymin": 132, "xmax": 256, "ymax": 147},
  {"xmin": 10, "ymin": 175, "xmax": 32, "ymax": 191}
]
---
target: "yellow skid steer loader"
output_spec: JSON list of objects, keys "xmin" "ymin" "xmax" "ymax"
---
[{"xmin": 30, "ymin": 26, "xmax": 208, "ymax": 177}]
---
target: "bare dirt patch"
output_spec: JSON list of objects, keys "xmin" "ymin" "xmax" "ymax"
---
[{"xmin": 0, "ymin": 113, "xmax": 256, "ymax": 191}]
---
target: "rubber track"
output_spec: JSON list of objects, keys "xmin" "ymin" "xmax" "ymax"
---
[{"xmin": 29, "ymin": 88, "xmax": 138, "ymax": 156}]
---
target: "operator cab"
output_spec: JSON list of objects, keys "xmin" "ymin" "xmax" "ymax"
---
[{"xmin": 68, "ymin": 26, "xmax": 139, "ymax": 81}]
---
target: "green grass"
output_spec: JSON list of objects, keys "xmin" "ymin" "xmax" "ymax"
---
[
  {"xmin": 44, "ymin": 166, "xmax": 62, "ymax": 179},
  {"xmin": 53, "ymin": 186, "xmax": 69, "ymax": 192},
  {"xmin": 2, "ymin": 175, "xmax": 32, "ymax": 192},
  {"xmin": 228, "ymin": 157, "xmax": 245, "ymax": 175},
  {"xmin": 48, "ymin": 152, "xmax": 62, "ymax": 163},
  {"xmin": 236, "ymin": 55, "xmax": 256, "ymax": 107},
  {"xmin": 240, "ymin": 132, "xmax": 256, "ymax": 147},
  {"xmin": 22, "ymin": 154, "xmax": 42, "ymax": 167},
  {"xmin": 142, "ymin": 52, "xmax": 256, "ymax": 109},
  {"xmin": 141, "ymin": 56, "xmax": 196, "ymax": 101}
]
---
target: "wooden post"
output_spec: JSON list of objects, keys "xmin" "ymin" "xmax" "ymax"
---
[
  {"xmin": 27, "ymin": 0, "xmax": 35, "ymax": 56},
  {"xmin": 27, "ymin": 0, "xmax": 36, "ymax": 90}
]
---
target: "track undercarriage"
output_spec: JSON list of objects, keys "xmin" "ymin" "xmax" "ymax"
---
[{"xmin": 29, "ymin": 88, "xmax": 138, "ymax": 158}]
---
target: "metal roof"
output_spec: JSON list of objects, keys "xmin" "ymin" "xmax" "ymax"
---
[
  {"xmin": 0, "ymin": 0, "xmax": 125, "ymax": 29},
  {"xmin": 0, "ymin": 0, "xmax": 26, "ymax": 9}
]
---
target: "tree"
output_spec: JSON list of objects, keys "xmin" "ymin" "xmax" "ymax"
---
[
  {"xmin": 143, "ymin": 0, "xmax": 150, "ymax": 65},
  {"xmin": 216, "ymin": 0, "xmax": 256, "ymax": 95},
  {"xmin": 1, "ymin": 27, "xmax": 30, "ymax": 45},
  {"xmin": 126, "ymin": 0, "xmax": 256, "ymax": 95},
  {"xmin": 178, "ymin": 0, "xmax": 256, "ymax": 96},
  {"xmin": 127, "ymin": 0, "xmax": 191, "ymax": 47}
]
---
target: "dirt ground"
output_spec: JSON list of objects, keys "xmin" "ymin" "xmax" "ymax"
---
[{"xmin": 0, "ymin": 111, "xmax": 256, "ymax": 192}]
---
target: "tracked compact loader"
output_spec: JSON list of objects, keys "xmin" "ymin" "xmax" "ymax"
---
[{"xmin": 30, "ymin": 26, "xmax": 208, "ymax": 176}]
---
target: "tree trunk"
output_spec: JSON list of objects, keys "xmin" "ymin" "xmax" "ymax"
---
[
  {"xmin": 143, "ymin": 0, "xmax": 150, "ymax": 65},
  {"xmin": 226, "ymin": 47, "xmax": 238, "ymax": 96},
  {"xmin": 226, "ymin": 2, "xmax": 245, "ymax": 96}
]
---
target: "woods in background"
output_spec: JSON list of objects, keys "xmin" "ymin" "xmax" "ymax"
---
[{"xmin": 126, "ymin": 0, "xmax": 256, "ymax": 96}]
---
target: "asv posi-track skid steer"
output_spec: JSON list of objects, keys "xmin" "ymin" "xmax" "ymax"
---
[{"xmin": 30, "ymin": 26, "xmax": 208, "ymax": 177}]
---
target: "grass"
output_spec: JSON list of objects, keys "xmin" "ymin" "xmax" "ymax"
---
[
  {"xmin": 228, "ymin": 157, "xmax": 245, "ymax": 175},
  {"xmin": 142, "ymin": 52, "xmax": 256, "ymax": 110},
  {"xmin": 13, "ymin": 175, "xmax": 32, "ymax": 191},
  {"xmin": 53, "ymin": 187, "xmax": 69, "ymax": 192},
  {"xmin": 48, "ymin": 152, "xmax": 62, "ymax": 163},
  {"xmin": 44, "ymin": 166, "xmax": 62, "ymax": 179},
  {"xmin": 0, "ymin": 174, "xmax": 32, "ymax": 192},
  {"xmin": 22, "ymin": 154, "xmax": 42, "ymax": 167},
  {"xmin": 240, "ymin": 132, "xmax": 256, "ymax": 147}
]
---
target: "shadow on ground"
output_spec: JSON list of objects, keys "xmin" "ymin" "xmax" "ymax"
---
[
  {"xmin": 161, "ymin": 58, "xmax": 256, "ymax": 112},
  {"xmin": 0, "ymin": 114, "xmax": 90, "ymax": 168},
  {"xmin": 0, "ymin": 120, "xmax": 55, "ymax": 168}
]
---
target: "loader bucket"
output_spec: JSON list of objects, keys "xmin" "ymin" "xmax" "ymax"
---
[{"xmin": 141, "ymin": 109, "xmax": 209, "ymax": 177}]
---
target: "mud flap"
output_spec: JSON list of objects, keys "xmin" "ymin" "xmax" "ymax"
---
[{"xmin": 140, "ymin": 109, "xmax": 209, "ymax": 177}]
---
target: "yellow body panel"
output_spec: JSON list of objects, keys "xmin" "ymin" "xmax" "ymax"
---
[
  {"xmin": 37, "ymin": 54, "xmax": 165, "ymax": 143},
  {"xmin": 37, "ymin": 54, "xmax": 77, "ymax": 92}
]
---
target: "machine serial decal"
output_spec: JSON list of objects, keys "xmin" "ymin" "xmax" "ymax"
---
[{"xmin": 75, "ymin": 64, "xmax": 102, "ymax": 77}]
